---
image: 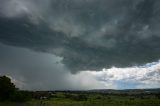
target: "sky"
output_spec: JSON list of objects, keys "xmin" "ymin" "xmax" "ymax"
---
[{"xmin": 0, "ymin": 0, "xmax": 160, "ymax": 90}]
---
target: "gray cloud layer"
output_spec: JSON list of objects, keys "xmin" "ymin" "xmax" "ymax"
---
[
  {"xmin": 0, "ymin": 43, "xmax": 106, "ymax": 90},
  {"xmin": 0, "ymin": 0, "xmax": 160, "ymax": 73}
]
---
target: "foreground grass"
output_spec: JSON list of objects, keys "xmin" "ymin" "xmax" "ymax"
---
[{"xmin": 0, "ymin": 93, "xmax": 160, "ymax": 106}]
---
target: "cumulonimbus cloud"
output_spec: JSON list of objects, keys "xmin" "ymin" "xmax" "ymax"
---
[{"xmin": 0, "ymin": 0, "xmax": 160, "ymax": 73}]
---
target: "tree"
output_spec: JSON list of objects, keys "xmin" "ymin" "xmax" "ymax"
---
[{"xmin": 0, "ymin": 76, "xmax": 16, "ymax": 101}]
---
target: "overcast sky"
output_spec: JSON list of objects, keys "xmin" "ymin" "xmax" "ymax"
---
[{"xmin": 0, "ymin": 0, "xmax": 160, "ymax": 90}]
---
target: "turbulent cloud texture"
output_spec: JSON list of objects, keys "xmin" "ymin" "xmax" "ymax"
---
[
  {"xmin": 0, "ymin": 0, "xmax": 160, "ymax": 90},
  {"xmin": 0, "ymin": 0, "xmax": 160, "ymax": 72}
]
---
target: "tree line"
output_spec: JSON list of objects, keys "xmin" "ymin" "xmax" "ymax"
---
[{"xmin": 0, "ymin": 75, "xmax": 31, "ymax": 102}]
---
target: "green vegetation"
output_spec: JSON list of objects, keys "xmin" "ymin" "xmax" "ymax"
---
[
  {"xmin": 0, "ymin": 76, "xmax": 160, "ymax": 106},
  {"xmin": 0, "ymin": 76, "xmax": 31, "ymax": 102},
  {"xmin": 0, "ymin": 76, "xmax": 16, "ymax": 101},
  {"xmin": 0, "ymin": 92, "xmax": 160, "ymax": 106}
]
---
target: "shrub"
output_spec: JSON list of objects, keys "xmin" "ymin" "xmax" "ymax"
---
[
  {"xmin": 0, "ymin": 75, "xmax": 32, "ymax": 102},
  {"xmin": 0, "ymin": 76, "xmax": 16, "ymax": 101}
]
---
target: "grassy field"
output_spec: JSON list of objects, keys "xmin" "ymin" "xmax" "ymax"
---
[{"xmin": 0, "ymin": 92, "xmax": 160, "ymax": 106}]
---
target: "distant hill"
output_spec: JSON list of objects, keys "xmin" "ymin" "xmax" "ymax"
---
[{"xmin": 88, "ymin": 88, "xmax": 160, "ymax": 94}]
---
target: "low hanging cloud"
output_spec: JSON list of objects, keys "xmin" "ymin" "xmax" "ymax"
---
[
  {"xmin": 0, "ymin": 43, "xmax": 105, "ymax": 90},
  {"xmin": 8, "ymin": 61, "xmax": 160, "ymax": 90},
  {"xmin": 0, "ymin": 43, "xmax": 159, "ymax": 90}
]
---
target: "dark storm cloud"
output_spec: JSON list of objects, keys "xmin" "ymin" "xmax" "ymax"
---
[
  {"xmin": 0, "ymin": 43, "xmax": 104, "ymax": 90},
  {"xmin": 0, "ymin": 0, "xmax": 160, "ymax": 73}
]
